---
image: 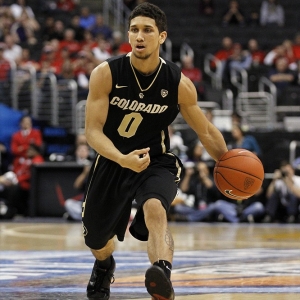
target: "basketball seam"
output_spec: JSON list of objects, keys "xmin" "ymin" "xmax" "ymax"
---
[
  {"xmin": 214, "ymin": 167, "xmax": 263, "ymax": 181},
  {"xmin": 219, "ymin": 155, "xmax": 263, "ymax": 165}
]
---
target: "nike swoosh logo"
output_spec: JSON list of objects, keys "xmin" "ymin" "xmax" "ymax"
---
[{"xmin": 115, "ymin": 84, "xmax": 128, "ymax": 89}]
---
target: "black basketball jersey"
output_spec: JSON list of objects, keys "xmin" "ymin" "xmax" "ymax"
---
[{"xmin": 105, "ymin": 53, "xmax": 181, "ymax": 156}]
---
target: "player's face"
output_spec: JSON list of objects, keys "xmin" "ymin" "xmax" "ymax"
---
[{"xmin": 128, "ymin": 16, "xmax": 166, "ymax": 60}]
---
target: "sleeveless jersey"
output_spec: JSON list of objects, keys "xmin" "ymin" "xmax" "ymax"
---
[{"xmin": 105, "ymin": 53, "xmax": 181, "ymax": 156}]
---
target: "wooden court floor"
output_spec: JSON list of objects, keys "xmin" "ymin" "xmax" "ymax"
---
[{"xmin": 1, "ymin": 218, "xmax": 300, "ymax": 299}]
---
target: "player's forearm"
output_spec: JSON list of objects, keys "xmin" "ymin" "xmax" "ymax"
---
[
  {"xmin": 198, "ymin": 125, "xmax": 228, "ymax": 162},
  {"xmin": 86, "ymin": 129, "xmax": 124, "ymax": 165}
]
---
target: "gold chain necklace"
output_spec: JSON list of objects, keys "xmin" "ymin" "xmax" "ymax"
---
[{"xmin": 130, "ymin": 58, "xmax": 163, "ymax": 99}]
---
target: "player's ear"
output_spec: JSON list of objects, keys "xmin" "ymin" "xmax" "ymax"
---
[{"xmin": 159, "ymin": 31, "xmax": 167, "ymax": 44}]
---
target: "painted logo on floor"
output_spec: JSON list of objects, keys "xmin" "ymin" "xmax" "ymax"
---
[{"xmin": 1, "ymin": 249, "xmax": 300, "ymax": 295}]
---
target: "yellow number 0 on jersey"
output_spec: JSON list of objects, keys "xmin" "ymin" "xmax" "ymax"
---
[{"xmin": 117, "ymin": 112, "xmax": 143, "ymax": 138}]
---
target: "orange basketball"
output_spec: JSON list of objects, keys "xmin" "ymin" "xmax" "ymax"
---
[{"xmin": 214, "ymin": 149, "xmax": 264, "ymax": 200}]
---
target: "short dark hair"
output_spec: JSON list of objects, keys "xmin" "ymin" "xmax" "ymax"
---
[{"xmin": 128, "ymin": 2, "xmax": 167, "ymax": 33}]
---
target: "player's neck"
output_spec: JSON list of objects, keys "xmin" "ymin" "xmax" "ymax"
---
[{"xmin": 130, "ymin": 54, "xmax": 161, "ymax": 76}]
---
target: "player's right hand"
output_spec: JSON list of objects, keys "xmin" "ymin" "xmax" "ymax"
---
[{"xmin": 120, "ymin": 147, "xmax": 150, "ymax": 173}]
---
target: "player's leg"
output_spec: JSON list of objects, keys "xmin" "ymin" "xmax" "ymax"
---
[
  {"xmin": 83, "ymin": 157, "xmax": 135, "ymax": 299},
  {"xmin": 144, "ymin": 198, "xmax": 174, "ymax": 263},
  {"xmin": 87, "ymin": 238, "xmax": 116, "ymax": 300},
  {"xmin": 143, "ymin": 198, "xmax": 175, "ymax": 300}
]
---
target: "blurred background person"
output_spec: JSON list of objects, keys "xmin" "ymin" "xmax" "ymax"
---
[
  {"xmin": 181, "ymin": 54, "xmax": 204, "ymax": 100},
  {"xmin": 221, "ymin": 0, "xmax": 246, "ymax": 27},
  {"xmin": 199, "ymin": 0, "xmax": 215, "ymax": 17},
  {"xmin": 227, "ymin": 124, "xmax": 262, "ymax": 157},
  {"xmin": 10, "ymin": 115, "xmax": 43, "ymax": 171},
  {"xmin": 260, "ymin": 0, "xmax": 285, "ymax": 27},
  {"xmin": 263, "ymin": 161, "xmax": 300, "ymax": 223}
]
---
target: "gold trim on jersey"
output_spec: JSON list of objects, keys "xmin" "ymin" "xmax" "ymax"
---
[
  {"xmin": 161, "ymin": 130, "xmax": 166, "ymax": 153},
  {"xmin": 82, "ymin": 154, "xmax": 101, "ymax": 218},
  {"xmin": 166, "ymin": 152, "xmax": 182, "ymax": 183}
]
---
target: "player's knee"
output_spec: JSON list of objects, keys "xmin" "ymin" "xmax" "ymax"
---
[
  {"xmin": 90, "ymin": 238, "xmax": 115, "ymax": 260},
  {"xmin": 143, "ymin": 198, "xmax": 166, "ymax": 221}
]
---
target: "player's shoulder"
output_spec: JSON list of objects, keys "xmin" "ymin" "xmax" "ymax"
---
[
  {"xmin": 107, "ymin": 53, "xmax": 129, "ymax": 65},
  {"xmin": 161, "ymin": 57, "xmax": 181, "ymax": 83},
  {"xmin": 162, "ymin": 57, "xmax": 181, "ymax": 72}
]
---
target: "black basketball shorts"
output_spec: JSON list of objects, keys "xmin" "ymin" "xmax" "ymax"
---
[{"xmin": 82, "ymin": 152, "xmax": 182, "ymax": 250}]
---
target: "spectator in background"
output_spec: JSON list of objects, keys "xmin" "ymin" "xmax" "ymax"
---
[
  {"xmin": 224, "ymin": 42, "xmax": 252, "ymax": 74},
  {"xmin": 247, "ymin": 8, "xmax": 260, "ymax": 27},
  {"xmin": 66, "ymin": 133, "xmax": 95, "ymax": 162},
  {"xmin": 181, "ymin": 54, "xmax": 204, "ymax": 100},
  {"xmin": 221, "ymin": 0, "xmax": 246, "ymax": 27},
  {"xmin": 0, "ymin": 43, "xmax": 11, "ymax": 103},
  {"xmin": 0, "ymin": 141, "xmax": 10, "ymax": 174},
  {"xmin": 73, "ymin": 48, "xmax": 95, "ymax": 73},
  {"xmin": 199, "ymin": 0, "xmax": 215, "ymax": 17},
  {"xmin": 38, "ymin": 44, "xmax": 60, "ymax": 75},
  {"xmin": 0, "ymin": 171, "xmax": 19, "ymax": 219},
  {"xmin": 264, "ymin": 42, "xmax": 296, "ymax": 70},
  {"xmin": 294, "ymin": 60, "xmax": 300, "ymax": 86},
  {"xmin": 9, "ymin": 143, "xmax": 44, "ymax": 217},
  {"xmin": 64, "ymin": 143, "xmax": 92, "ymax": 221},
  {"xmin": 92, "ymin": 36, "xmax": 111, "ymax": 64},
  {"xmin": 47, "ymin": 19, "xmax": 65, "ymax": 41},
  {"xmin": 10, "ymin": 0, "xmax": 35, "ymax": 21},
  {"xmin": 64, "ymin": 162, "xmax": 91, "ymax": 221},
  {"xmin": 231, "ymin": 110, "xmax": 250, "ymax": 131},
  {"xmin": 247, "ymin": 38, "xmax": 266, "ymax": 67},
  {"xmin": 227, "ymin": 124, "xmax": 262, "ymax": 157},
  {"xmin": 168, "ymin": 125, "xmax": 187, "ymax": 160},
  {"xmin": 76, "ymin": 60, "xmax": 95, "ymax": 100},
  {"xmin": 267, "ymin": 56, "xmax": 296, "ymax": 104},
  {"xmin": 10, "ymin": 115, "xmax": 43, "ymax": 171},
  {"xmin": 90, "ymin": 13, "xmax": 113, "ymax": 41},
  {"xmin": 68, "ymin": 14, "xmax": 85, "ymax": 42},
  {"xmin": 56, "ymin": 0, "xmax": 76, "ymax": 15},
  {"xmin": 57, "ymin": 59, "xmax": 75, "ymax": 80},
  {"xmin": 3, "ymin": 33, "xmax": 22, "ymax": 63},
  {"xmin": 79, "ymin": 6, "xmax": 96, "ymax": 31},
  {"xmin": 41, "ymin": 16, "xmax": 55, "ymax": 42},
  {"xmin": 186, "ymin": 140, "xmax": 205, "ymax": 164},
  {"xmin": 180, "ymin": 161, "xmax": 219, "ymax": 211},
  {"xmin": 260, "ymin": 0, "xmax": 284, "ymax": 27},
  {"xmin": 214, "ymin": 36, "xmax": 233, "ymax": 62},
  {"xmin": 282, "ymin": 39, "xmax": 297, "ymax": 69},
  {"xmin": 15, "ymin": 48, "xmax": 40, "ymax": 95},
  {"xmin": 222, "ymin": 43, "xmax": 252, "ymax": 87},
  {"xmin": 73, "ymin": 143, "xmax": 92, "ymax": 165},
  {"xmin": 10, "ymin": 9, "xmax": 40, "ymax": 47},
  {"xmin": 0, "ymin": 8, "xmax": 15, "ymax": 40},
  {"xmin": 111, "ymin": 30, "xmax": 131, "ymax": 55},
  {"xmin": 80, "ymin": 30, "xmax": 97, "ymax": 51},
  {"xmin": 59, "ymin": 28, "xmax": 81, "ymax": 58},
  {"xmin": 172, "ymin": 161, "xmax": 222, "ymax": 222},
  {"xmin": 263, "ymin": 160, "xmax": 300, "ymax": 223},
  {"xmin": 292, "ymin": 32, "xmax": 300, "ymax": 61},
  {"xmin": 212, "ymin": 36, "xmax": 233, "ymax": 77}
]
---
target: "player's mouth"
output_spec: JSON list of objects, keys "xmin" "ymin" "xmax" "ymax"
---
[{"xmin": 135, "ymin": 45, "xmax": 145, "ymax": 51}]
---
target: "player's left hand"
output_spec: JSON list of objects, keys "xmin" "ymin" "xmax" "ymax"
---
[{"xmin": 120, "ymin": 147, "xmax": 150, "ymax": 173}]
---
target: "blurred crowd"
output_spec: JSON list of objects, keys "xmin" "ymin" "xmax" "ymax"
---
[{"xmin": 0, "ymin": 0, "xmax": 147, "ymax": 102}]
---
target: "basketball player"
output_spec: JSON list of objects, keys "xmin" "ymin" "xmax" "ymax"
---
[{"xmin": 83, "ymin": 3, "xmax": 228, "ymax": 299}]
